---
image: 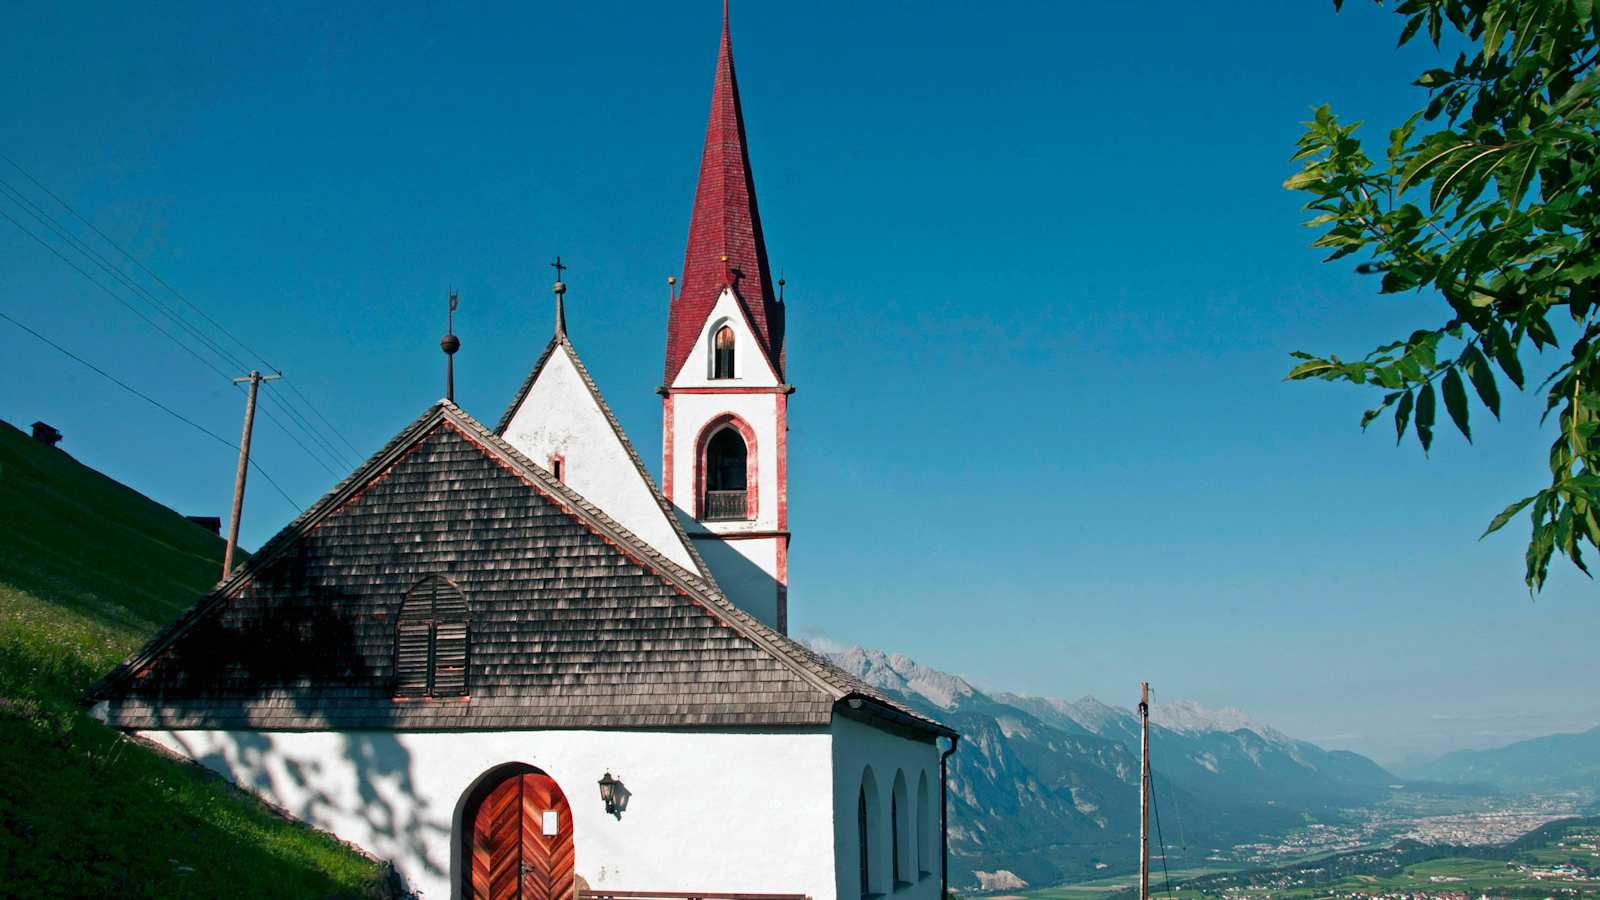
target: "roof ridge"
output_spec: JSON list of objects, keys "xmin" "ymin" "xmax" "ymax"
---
[
  {"xmin": 90, "ymin": 400, "xmax": 951, "ymax": 738},
  {"xmin": 443, "ymin": 407, "xmax": 862, "ymax": 705}
]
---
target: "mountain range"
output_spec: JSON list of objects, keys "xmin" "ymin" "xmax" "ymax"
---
[
  {"xmin": 1399, "ymin": 724, "xmax": 1600, "ymax": 791},
  {"xmin": 819, "ymin": 644, "xmax": 1397, "ymax": 891}
]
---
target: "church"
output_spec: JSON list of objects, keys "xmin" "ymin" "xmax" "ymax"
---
[{"xmin": 89, "ymin": 10, "xmax": 957, "ymax": 900}]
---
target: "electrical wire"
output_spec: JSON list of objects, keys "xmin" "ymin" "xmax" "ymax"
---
[
  {"xmin": 255, "ymin": 389, "xmax": 343, "ymax": 479},
  {"xmin": 0, "ymin": 177, "xmax": 255, "ymax": 375},
  {"xmin": 0, "ymin": 153, "xmax": 363, "ymax": 462},
  {"xmin": 1149, "ymin": 768, "xmax": 1175, "ymax": 897},
  {"xmin": 0, "ymin": 308, "xmax": 300, "ymax": 510},
  {"xmin": 0, "ymin": 204, "xmax": 239, "ymax": 383},
  {"xmin": 0, "ymin": 177, "xmax": 358, "ymax": 475}
]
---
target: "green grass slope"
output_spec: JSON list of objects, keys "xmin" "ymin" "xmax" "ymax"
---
[{"xmin": 0, "ymin": 420, "xmax": 381, "ymax": 898}]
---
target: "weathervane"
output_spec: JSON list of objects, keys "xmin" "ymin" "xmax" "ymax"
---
[{"xmin": 441, "ymin": 289, "xmax": 461, "ymax": 402}]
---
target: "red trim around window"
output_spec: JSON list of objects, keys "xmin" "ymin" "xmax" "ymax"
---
[
  {"xmin": 693, "ymin": 412, "xmax": 758, "ymax": 520},
  {"xmin": 661, "ymin": 396, "xmax": 675, "ymax": 500}
]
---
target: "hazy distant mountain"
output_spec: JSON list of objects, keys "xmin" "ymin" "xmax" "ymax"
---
[
  {"xmin": 1000, "ymin": 691, "xmax": 1394, "ymax": 814},
  {"xmin": 819, "ymin": 644, "xmax": 1397, "ymax": 890},
  {"xmin": 1417, "ymin": 724, "xmax": 1600, "ymax": 790}
]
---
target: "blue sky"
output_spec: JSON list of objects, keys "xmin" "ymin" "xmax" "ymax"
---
[{"xmin": 2, "ymin": 1, "xmax": 1595, "ymax": 764}]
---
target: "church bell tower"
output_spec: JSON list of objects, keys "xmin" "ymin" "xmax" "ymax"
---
[{"xmin": 661, "ymin": 7, "xmax": 791, "ymax": 633}]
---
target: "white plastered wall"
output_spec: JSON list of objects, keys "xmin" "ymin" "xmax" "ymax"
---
[
  {"xmin": 668, "ymin": 391, "xmax": 781, "ymax": 535},
  {"xmin": 693, "ymin": 537, "xmax": 779, "ymax": 627},
  {"xmin": 667, "ymin": 388, "xmax": 784, "ymax": 629},
  {"xmin": 670, "ymin": 288, "xmax": 780, "ymax": 389},
  {"xmin": 831, "ymin": 716, "xmax": 944, "ymax": 900},
  {"xmin": 137, "ymin": 727, "xmax": 838, "ymax": 899},
  {"xmin": 502, "ymin": 342, "xmax": 699, "ymax": 573}
]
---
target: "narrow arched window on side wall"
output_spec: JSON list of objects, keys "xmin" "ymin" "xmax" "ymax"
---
[
  {"xmin": 917, "ymin": 770, "xmax": 933, "ymax": 878},
  {"xmin": 890, "ymin": 789, "xmax": 902, "ymax": 885},
  {"xmin": 859, "ymin": 766, "xmax": 882, "ymax": 896},
  {"xmin": 395, "ymin": 575, "xmax": 468, "ymax": 697},
  {"xmin": 858, "ymin": 785, "xmax": 871, "ymax": 895},
  {"xmin": 712, "ymin": 324, "xmax": 736, "ymax": 379}
]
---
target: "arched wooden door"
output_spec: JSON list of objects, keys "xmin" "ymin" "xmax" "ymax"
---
[{"xmin": 470, "ymin": 770, "xmax": 575, "ymax": 900}]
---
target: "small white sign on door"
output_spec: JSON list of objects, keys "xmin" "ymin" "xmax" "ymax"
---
[{"xmin": 542, "ymin": 810, "xmax": 559, "ymax": 836}]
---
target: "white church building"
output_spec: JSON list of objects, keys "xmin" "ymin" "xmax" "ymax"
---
[{"xmin": 90, "ymin": 10, "xmax": 957, "ymax": 900}]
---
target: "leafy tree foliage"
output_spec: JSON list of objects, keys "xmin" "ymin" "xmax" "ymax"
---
[{"xmin": 1286, "ymin": 0, "xmax": 1600, "ymax": 591}]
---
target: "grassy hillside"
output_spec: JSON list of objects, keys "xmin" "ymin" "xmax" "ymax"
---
[{"xmin": 0, "ymin": 420, "xmax": 381, "ymax": 898}]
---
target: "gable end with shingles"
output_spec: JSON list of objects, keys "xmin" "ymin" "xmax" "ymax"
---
[{"xmin": 89, "ymin": 401, "xmax": 951, "ymax": 741}]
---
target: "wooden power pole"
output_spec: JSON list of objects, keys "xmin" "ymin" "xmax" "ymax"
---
[
  {"xmin": 1139, "ymin": 681, "xmax": 1151, "ymax": 900},
  {"xmin": 223, "ymin": 370, "xmax": 280, "ymax": 577}
]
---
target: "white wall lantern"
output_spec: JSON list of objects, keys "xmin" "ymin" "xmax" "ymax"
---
[{"xmin": 598, "ymin": 771, "xmax": 630, "ymax": 819}]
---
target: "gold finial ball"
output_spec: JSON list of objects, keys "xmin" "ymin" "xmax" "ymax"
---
[
  {"xmin": 667, "ymin": 275, "xmax": 677, "ymax": 285},
  {"xmin": 778, "ymin": 277, "xmax": 786, "ymax": 287},
  {"xmin": 553, "ymin": 281, "xmax": 566, "ymax": 296}
]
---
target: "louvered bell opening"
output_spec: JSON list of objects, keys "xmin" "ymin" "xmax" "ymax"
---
[
  {"xmin": 431, "ymin": 621, "xmax": 468, "ymax": 696},
  {"xmin": 394, "ymin": 622, "xmax": 432, "ymax": 697}
]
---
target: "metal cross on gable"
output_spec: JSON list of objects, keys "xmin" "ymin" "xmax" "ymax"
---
[{"xmin": 550, "ymin": 256, "xmax": 566, "ymax": 280}]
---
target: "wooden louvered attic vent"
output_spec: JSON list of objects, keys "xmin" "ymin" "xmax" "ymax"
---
[{"xmin": 395, "ymin": 575, "xmax": 469, "ymax": 698}]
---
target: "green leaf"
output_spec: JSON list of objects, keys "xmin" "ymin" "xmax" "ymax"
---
[
  {"xmin": 1443, "ymin": 367, "xmax": 1472, "ymax": 441},
  {"xmin": 1483, "ymin": 0, "xmax": 1511, "ymax": 59},
  {"xmin": 1285, "ymin": 359, "xmax": 1338, "ymax": 380},
  {"xmin": 1416, "ymin": 382, "xmax": 1437, "ymax": 452},
  {"xmin": 1461, "ymin": 344, "xmax": 1502, "ymax": 418},
  {"xmin": 1482, "ymin": 494, "xmax": 1538, "ymax": 538},
  {"xmin": 1395, "ymin": 389, "xmax": 1414, "ymax": 444},
  {"xmin": 1490, "ymin": 327, "xmax": 1525, "ymax": 388},
  {"xmin": 1283, "ymin": 170, "xmax": 1324, "ymax": 191}
]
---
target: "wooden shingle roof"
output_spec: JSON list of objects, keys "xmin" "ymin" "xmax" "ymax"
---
[
  {"xmin": 90, "ymin": 402, "xmax": 952, "ymax": 740},
  {"xmin": 493, "ymin": 330, "xmax": 716, "ymax": 583}
]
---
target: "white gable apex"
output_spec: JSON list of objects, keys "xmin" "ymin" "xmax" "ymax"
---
[
  {"xmin": 669, "ymin": 287, "xmax": 781, "ymax": 388},
  {"xmin": 501, "ymin": 341, "xmax": 702, "ymax": 574}
]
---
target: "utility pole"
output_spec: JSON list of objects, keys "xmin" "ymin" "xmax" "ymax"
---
[
  {"xmin": 223, "ymin": 370, "xmax": 281, "ymax": 577},
  {"xmin": 1139, "ymin": 681, "xmax": 1151, "ymax": 900}
]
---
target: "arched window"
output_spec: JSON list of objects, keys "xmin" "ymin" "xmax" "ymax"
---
[
  {"xmin": 858, "ymin": 767, "xmax": 882, "ymax": 897},
  {"xmin": 858, "ymin": 786, "xmax": 870, "ymax": 895},
  {"xmin": 704, "ymin": 427, "xmax": 749, "ymax": 520},
  {"xmin": 892, "ymin": 769, "xmax": 912, "ymax": 887},
  {"xmin": 712, "ymin": 325, "xmax": 736, "ymax": 379},
  {"xmin": 916, "ymin": 770, "xmax": 933, "ymax": 878},
  {"xmin": 891, "ymin": 787, "xmax": 901, "ymax": 885},
  {"xmin": 395, "ymin": 575, "xmax": 468, "ymax": 697}
]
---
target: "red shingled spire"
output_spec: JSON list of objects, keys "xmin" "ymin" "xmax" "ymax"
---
[{"xmin": 664, "ymin": 4, "xmax": 784, "ymax": 384}]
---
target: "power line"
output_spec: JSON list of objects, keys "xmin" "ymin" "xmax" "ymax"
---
[
  {"xmin": 0, "ymin": 185, "xmax": 356, "ymax": 474},
  {"xmin": 282, "ymin": 376, "xmax": 362, "ymax": 458},
  {"xmin": 0, "ymin": 203, "xmax": 239, "ymax": 384},
  {"xmin": 0, "ymin": 308, "xmax": 300, "ymax": 510},
  {"xmin": 1, "ymin": 152, "xmax": 272, "ymax": 369},
  {"xmin": 255, "ymin": 389, "xmax": 344, "ymax": 479},
  {"xmin": 0, "ymin": 153, "xmax": 364, "ymax": 462},
  {"xmin": 1149, "ymin": 749, "xmax": 1174, "ymax": 897},
  {"xmin": 0, "ymin": 176, "xmax": 255, "ymax": 376}
]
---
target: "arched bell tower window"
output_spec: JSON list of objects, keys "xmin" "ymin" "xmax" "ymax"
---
[
  {"xmin": 712, "ymin": 325, "xmax": 736, "ymax": 379},
  {"xmin": 704, "ymin": 427, "xmax": 749, "ymax": 520},
  {"xmin": 395, "ymin": 575, "xmax": 468, "ymax": 698}
]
